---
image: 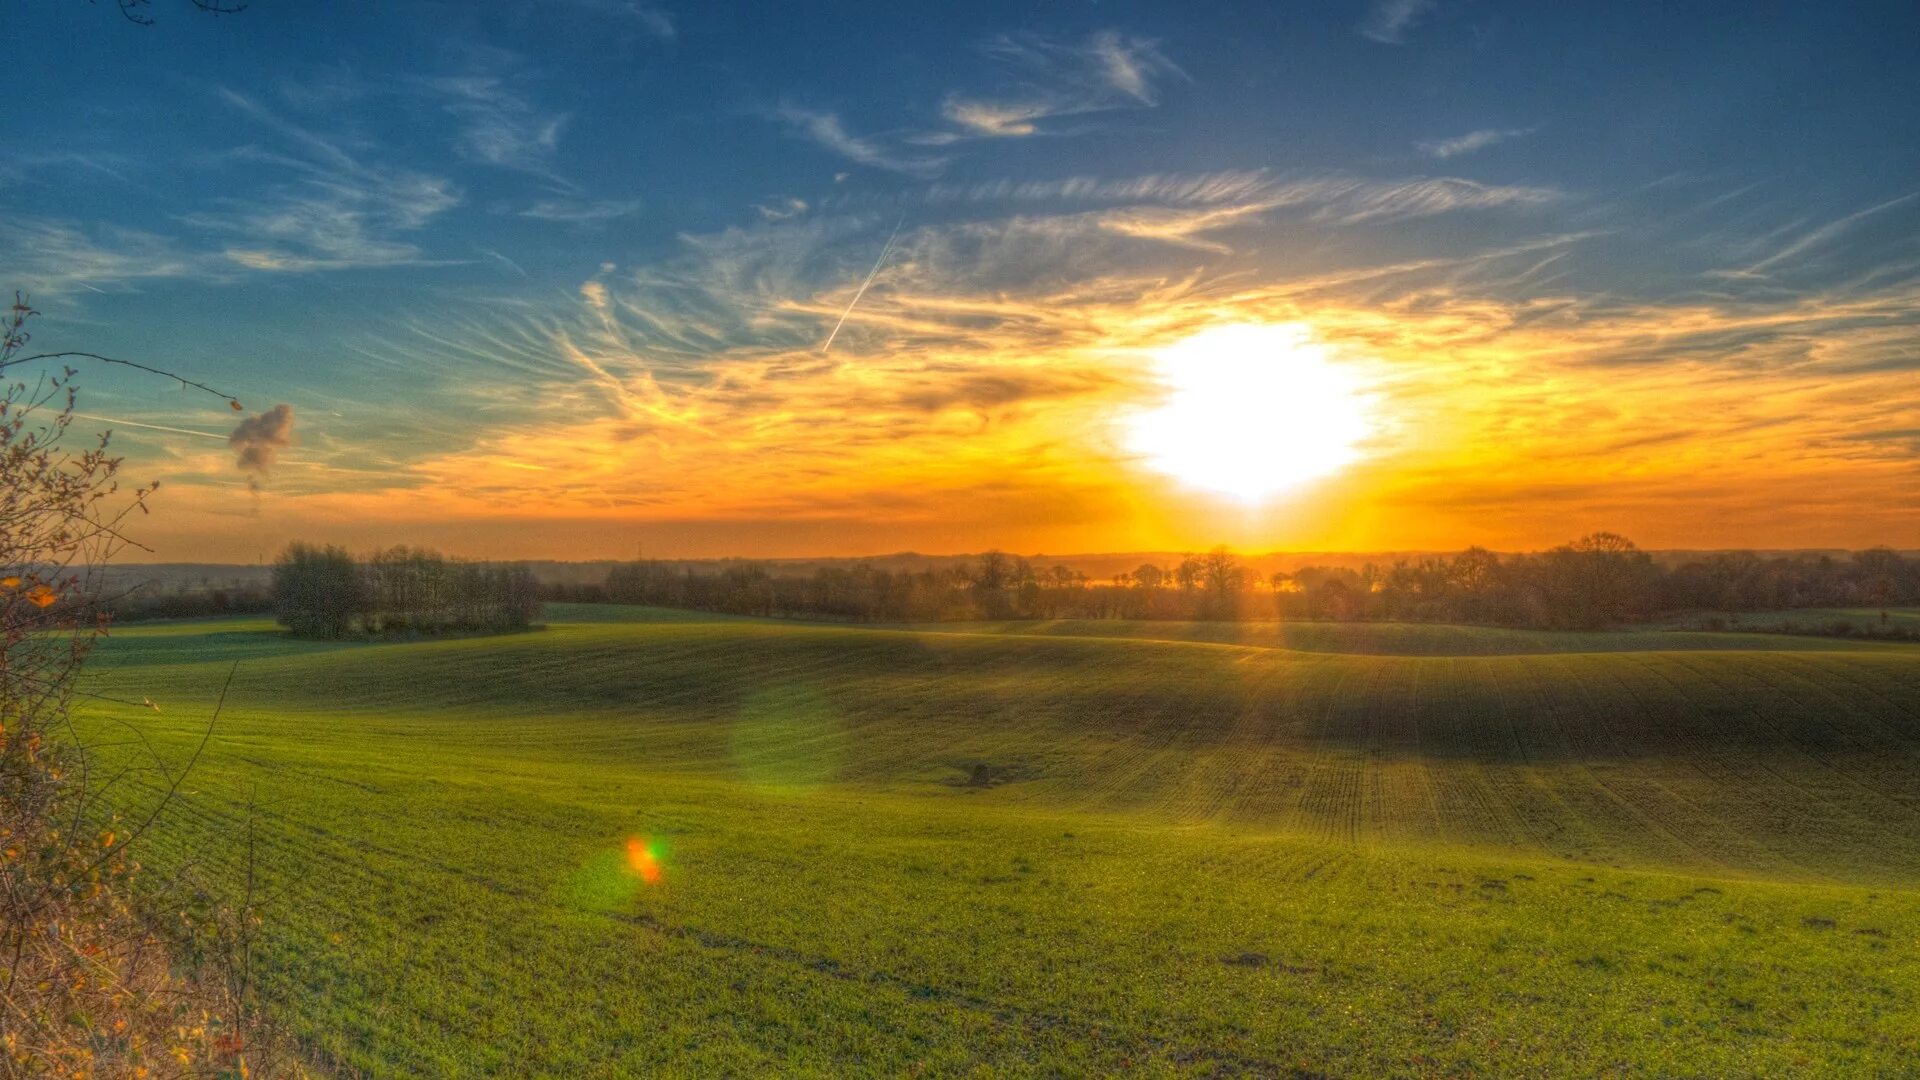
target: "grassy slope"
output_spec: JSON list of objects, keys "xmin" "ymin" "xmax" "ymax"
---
[
  {"xmin": 886, "ymin": 615, "xmax": 1904, "ymax": 655},
  {"xmin": 1664, "ymin": 607, "xmax": 1920, "ymax": 634},
  {"xmin": 74, "ymin": 608, "xmax": 1920, "ymax": 1077}
]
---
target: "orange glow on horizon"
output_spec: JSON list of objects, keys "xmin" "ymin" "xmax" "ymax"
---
[{"xmin": 96, "ymin": 281, "xmax": 1920, "ymax": 560}]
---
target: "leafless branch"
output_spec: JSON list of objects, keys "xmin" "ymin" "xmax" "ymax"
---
[{"xmin": 3, "ymin": 351, "xmax": 240, "ymax": 410}]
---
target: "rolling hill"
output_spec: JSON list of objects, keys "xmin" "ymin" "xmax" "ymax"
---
[{"xmin": 72, "ymin": 606, "xmax": 1920, "ymax": 1076}]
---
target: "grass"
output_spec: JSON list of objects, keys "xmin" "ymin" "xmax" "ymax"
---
[
  {"xmin": 889, "ymin": 614, "xmax": 1906, "ymax": 654},
  {"xmin": 70, "ymin": 604, "xmax": 1920, "ymax": 1076},
  {"xmin": 1664, "ymin": 607, "xmax": 1920, "ymax": 636}
]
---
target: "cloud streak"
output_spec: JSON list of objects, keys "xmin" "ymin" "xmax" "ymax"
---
[
  {"xmin": 422, "ymin": 74, "xmax": 571, "ymax": 179},
  {"xmin": 939, "ymin": 30, "xmax": 1185, "ymax": 140},
  {"xmin": 0, "ymin": 219, "xmax": 202, "ymax": 294},
  {"xmin": 1359, "ymin": 0, "xmax": 1435, "ymax": 44},
  {"xmin": 1417, "ymin": 128, "xmax": 1534, "ymax": 159},
  {"xmin": 775, "ymin": 105, "xmax": 947, "ymax": 177},
  {"xmin": 522, "ymin": 198, "xmax": 643, "ymax": 223},
  {"xmin": 193, "ymin": 90, "xmax": 461, "ymax": 272}
]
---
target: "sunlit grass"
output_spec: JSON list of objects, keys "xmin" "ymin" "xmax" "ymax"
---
[{"xmin": 71, "ymin": 607, "xmax": 1920, "ymax": 1076}]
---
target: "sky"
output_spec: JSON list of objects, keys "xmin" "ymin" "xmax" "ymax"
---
[{"xmin": 6, "ymin": 0, "xmax": 1918, "ymax": 561}]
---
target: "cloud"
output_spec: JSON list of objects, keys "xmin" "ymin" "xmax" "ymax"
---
[
  {"xmin": 274, "ymin": 65, "xmax": 373, "ymax": 112},
  {"xmin": 478, "ymin": 247, "xmax": 530, "ymax": 278},
  {"xmin": 891, "ymin": 367, "xmax": 1124, "ymax": 414},
  {"xmin": 0, "ymin": 151, "xmax": 135, "ymax": 186},
  {"xmin": 619, "ymin": 3, "xmax": 675, "ymax": 39},
  {"xmin": 421, "ymin": 74, "xmax": 570, "ymax": 179},
  {"xmin": 1417, "ymin": 128, "xmax": 1534, "ymax": 159},
  {"xmin": 1359, "ymin": 0, "xmax": 1435, "ymax": 44},
  {"xmin": 774, "ymin": 105, "xmax": 947, "ymax": 177},
  {"xmin": 230, "ymin": 404, "xmax": 296, "ymax": 491},
  {"xmin": 938, "ymin": 30, "xmax": 1185, "ymax": 141},
  {"xmin": 223, "ymin": 247, "xmax": 346, "ymax": 272},
  {"xmin": 1734, "ymin": 190, "xmax": 1920, "ymax": 277},
  {"xmin": 902, "ymin": 171, "xmax": 1559, "ymax": 229},
  {"xmin": 522, "ymin": 198, "xmax": 642, "ymax": 223},
  {"xmin": 940, "ymin": 98, "xmax": 1051, "ymax": 138},
  {"xmin": 1831, "ymin": 427, "xmax": 1920, "ymax": 458},
  {"xmin": 1088, "ymin": 29, "xmax": 1173, "ymax": 103},
  {"xmin": 0, "ymin": 90, "xmax": 469, "ymax": 291},
  {"xmin": 1089, "ymin": 202, "xmax": 1279, "ymax": 252},
  {"xmin": 188, "ymin": 90, "xmax": 461, "ymax": 271},
  {"xmin": 755, "ymin": 197, "xmax": 808, "ymax": 221},
  {"xmin": 981, "ymin": 30, "xmax": 1184, "ymax": 107},
  {"xmin": 917, "ymin": 171, "xmax": 1278, "ymax": 207},
  {"xmin": 1298, "ymin": 177, "xmax": 1558, "ymax": 224},
  {"xmin": 0, "ymin": 219, "xmax": 203, "ymax": 294}
]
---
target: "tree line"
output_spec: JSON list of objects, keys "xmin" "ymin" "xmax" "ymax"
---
[
  {"xmin": 273, "ymin": 543, "xmax": 540, "ymax": 638},
  {"xmin": 540, "ymin": 534, "xmax": 1920, "ymax": 632}
]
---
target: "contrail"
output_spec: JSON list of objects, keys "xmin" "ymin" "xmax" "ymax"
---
[
  {"xmin": 73, "ymin": 413, "xmax": 227, "ymax": 441},
  {"xmin": 820, "ymin": 213, "xmax": 905, "ymax": 354}
]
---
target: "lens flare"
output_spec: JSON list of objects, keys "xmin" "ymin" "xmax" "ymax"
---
[{"xmin": 625, "ymin": 835, "xmax": 665, "ymax": 885}]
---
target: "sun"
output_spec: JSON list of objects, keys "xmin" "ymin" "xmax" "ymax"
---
[{"xmin": 1123, "ymin": 323, "xmax": 1376, "ymax": 503}]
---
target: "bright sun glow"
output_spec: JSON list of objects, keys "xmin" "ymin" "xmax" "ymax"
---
[{"xmin": 1125, "ymin": 323, "xmax": 1375, "ymax": 503}]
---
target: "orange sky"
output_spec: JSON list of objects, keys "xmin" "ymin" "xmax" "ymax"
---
[{"xmin": 113, "ymin": 274, "xmax": 1920, "ymax": 561}]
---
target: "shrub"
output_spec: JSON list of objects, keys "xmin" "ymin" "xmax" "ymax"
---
[{"xmin": 0, "ymin": 297, "xmax": 307, "ymax": 1078}]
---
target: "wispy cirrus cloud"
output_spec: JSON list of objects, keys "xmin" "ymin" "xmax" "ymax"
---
[
  {"xmin": 0, "ymin": 218, "xmax": 203, "ymax": 294},
  {"xmin": 421, "ymin": 74, "xmax": 571, "ymax": 180},
  {"xmin": 1302, "ymin": 176, "xmax": 1558, "ymax": 224},
  {"xmin": 773, "ymin": 30, "xmax": 1182, "ymax": 176},
  {"xmin": 521, "ymin": 198, "xmax": 643, "ymax": 224},
  {"xmin": 1359, "ymin": 0, "xmax": 1435, "ymax": 44},
  {"xmin": 187, "ymin": 89, "xmax": 461, "ymax": 273},
  {"xmin": 755, "ymin": 197, "xmax": 808, "ymax": 222},
  {"xmin": 0, "ymin": 150, "xmax": 136, "ymax": 187},
  {"xmin": 938, "ymin": 100, "xmax": 1053, "ymax": 139},
  {"xmin": 1730, "ymin": 189, "xmax": 1919, "ymax": 278},
  {"xmin": 1416, "ymin": 127, "xmax": 1534, "ymax": 159},
  {"xmin": 0, "ymin": 90, "xmax": 465, "ymax": 290},
  {"xmin": 936, "ymin": 30, "xmax": 1185, "ymax": 140},
  {"xmin": 832, "ymin": 170, "xmax": 1559, "ymax": 234},
  {"xmin": 774, "ymin": 105, "xmax": 947, "ymax": 177},
  {"xmin": 916, "ymin": 171, "xmax": 1276, "ymax": 207}
]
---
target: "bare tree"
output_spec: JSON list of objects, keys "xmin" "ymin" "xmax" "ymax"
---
[
  {"xmin": 1196, "ymin": 546, "xmax": 1245, "ymax": 620},
  {"xmin": 1174, "ymin": 554, "xmax": 1201, "ymax": 594},
  {"xmin": 98, "ymin": 0, "xmax": 250, "ymax": 27}
]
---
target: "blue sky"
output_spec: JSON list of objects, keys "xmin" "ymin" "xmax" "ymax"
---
[{"xmin": 6, "ymin": 1, "xmax": 1918, "ymax": 558}]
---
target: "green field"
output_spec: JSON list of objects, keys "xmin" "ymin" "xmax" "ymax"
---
[
  {"xmin": 1664, "ymin": 607, "xmax": 1920, "ymax": 636},
  {"xmin": 891, "ymin": 616, "xmax": 1906, "ymax": 655},
  {"xmin": 75, "ymin": 606, "xmax": 1920, "ymax": 1076}
]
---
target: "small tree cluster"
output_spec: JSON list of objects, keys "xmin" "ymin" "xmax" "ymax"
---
[{"xmin": 272, "ymin": 543, "xmax": 540, "ymax": 638}]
